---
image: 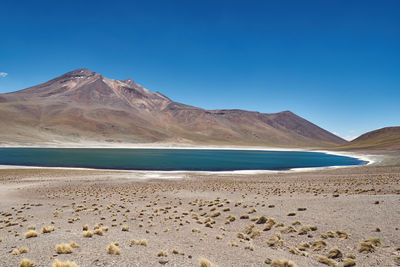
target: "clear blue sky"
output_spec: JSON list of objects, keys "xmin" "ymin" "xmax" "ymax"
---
[{"xmin": 1, "ymin": 0, "xmax": 399, "ymax": 140}]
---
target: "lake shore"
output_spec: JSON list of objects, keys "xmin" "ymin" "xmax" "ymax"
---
[
  {"xmin": 0, "ymin": 149, "xmax": 399, "ymax": 267},
  {"xmin": 0, "ymin": 143, "xmax": 379, "ymax": 173}
]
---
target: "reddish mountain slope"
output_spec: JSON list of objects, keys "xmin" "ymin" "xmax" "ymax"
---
[{"xmin": 0, "ymin": 69, "xmax": 347, "ymax": 147}]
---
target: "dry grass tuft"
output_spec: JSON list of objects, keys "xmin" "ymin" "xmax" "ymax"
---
[
  {"xmin": 244, "ymin": 245, "xmax": 254, "ymax": 251},
  {"xmin": 42, "ymin": 226, "xmax": 55, "ymax": 233},
  {"xmin": 70, "ymin": 241, "xmax": 80, "ymax": 248},
  {"xmin": 210, "ymin": 211, "xmax": 221, "ymax": 218},
  {"xmin": 343, "ymin": 258, "xmax": 356, "ymax": 267},
  {"xmin": 172, "ymin": 249, "xmax": 184, "ymax": 255},
  {"xmin": 312, "ymin": 240, "xmax": 327, "ymax": 251},
  {"xmin": 130, "ymin": 239, "xmax": 148, "ymax": 246},
  {"xmin": 365, "ymin": 237, "xmax": 382, "ymax": 247},
  {"xmin": 157, "ymin": 250, "xmax": 168, "ymax": 257},
  {"xmin": 281, "ymin": 226, "xmax": 296, "ymax": 234},
  {"xmin": 82, "ymin": 231, "xmax": 93, "ymax": 238},
  {"xmin": 107, "ymin": 242, "xmax": 121, "ymax": 255},
  {"xmin": 12, "ymin": 247, "xmax": 28, "ymax": 255},
  {"xmin": 271, "ymin": 259, "xmax": 298, "ymax": 267},
  {"xmin": 121, "ymin": 225, "xmax": 129, "ymax": 232},
  {"xmin": 256, "ymin": 216, "xmax": 268, "ymax": 224},
  {"xmin": 199, "ymin": 257, "xmax": 218, "ymax": 267},
  {"xmin": 24, "ymin": 230, "xmax": 38, "ymax": 239},
  {"xmin": 335, "ymin": 230, "xmax": 349, "ymax": 239},
  {"xmin": 298, "ymin": 242, "xmax": 310, "ymax": 251},
  {"xmin": 19, "ymin": 258, "xmax": 35, "ymax": 267},
  {"xmin": 328, "ymin": 248, "xmax": 342, "ymax": 259},
  {"xmin": 263, "ymin": 218, "xmax": 276, "ymax": 231},
  {"xmin": 12, "ymin": 249, "xmax": 21, "ymax": 255},
  {"xmin": 82, "ymin": 224, "xmax": 89, "ymax": 231},
  {"xmin": 358, "ymin": 241, "xmax": 375, "ymax": 253},
  {"xmin": 56, "ymin": 243, "xmax": 73, "ymax": 254},
  {"xmin": 52, "ymin": 259, "xmax": 79, "ymax": 267},
  {"xmin": 267, "ymin": 234, "xmax": 283, "ymax": 247},
  {"xmin": 94, "ymin": 228, "xmax": 104, "ymax": 236},
  {"xmin": 289, "ymin": 247, "xmax": 308, "ymax": 257},
  {"xmin": 298, "ymin": 226, "xmax": 311, "ymax": 235},
  {"xmin": 317, "ymin": 255, "xmax": 337, "ymax": 266}
]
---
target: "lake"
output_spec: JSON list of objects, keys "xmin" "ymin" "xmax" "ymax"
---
[{"xmin": 0, "ymin": 148, "xmax": 366, "ymax": 171}]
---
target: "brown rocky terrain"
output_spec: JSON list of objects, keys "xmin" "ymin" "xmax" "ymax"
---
[{"xmin": 336, "ymin": 127, "xmax": 400, "ymax": 151}]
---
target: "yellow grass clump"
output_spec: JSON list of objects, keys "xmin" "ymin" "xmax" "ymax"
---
[
  {"xmin": 298, "ymin": 242, "xmax": 310, "ymax": 251},
  {"xmin": 281, "ymin": 226, "xmax": 296, "ymax": 234},
  {"xmin": 107, "ymin": 242, "xmax": 121, "ymax": 255},
  {"xmin": 199, "ymin": 257, "xmax": 218, "ymax": 267},
  {"xmin": 70, "ymin": 241, "xmax": 80, "ymax": 248},
  {"xmin": 267, "ymin": 233, "xmax": 283, "ymax": 247},
  {"xmin": 271, "ymin": 259, "xmax": 298, "ymax": 267},
  {"xmin": 298, "ymin": 226, "xmax": 311, "ymax": 235},
  {"xmin": 56, "ymin": 243, "xmax": 73, "ymax": 254},
  {"xmin": 12, "ymin": 247, "xmax": 28, "ymax": 255},
  {"xmin": 263, "ymin": 218, "xmax": 276, "ymax": 231},
  {"xmin": 317, "ymin": 255, "xmax": 337, "ymax": 266},
  {"xmin": 82, "ymin": 224, "xmax": 89, "ymax": 231},
  {"xmin": 289, "ymin": 247, "xmax": 308, "ymax": 257},
  {"xmin": 328, "ymin": 248, "xmax": 342, "ymax": 259},
  {"xmin": 335, "ymin": 230, "xmax": 349, "ymax": 239},
  {"xmin": 24, "ymin": 230, "xmax": 38, "ymax": 239},
  {"xmin": 365, "ymin": 237, "xmax": 382, "ymax": 247},
  {"xmin": 42, "ymin": 226, "xmax": 55, "ymax": 233},
  {"xmin": 94, "ymin": 228, "xmax": 104, "ymax": 236},
  {"xmin": 52, "ymin": 259, "xmax": 79, "ymax": 267},
  {"xmin": 157, "ymin": 250, "xmax": 168, "ymax": 257},
  {"xmin": 312, "ymin": 240, "xmax": 327, "ymax": 251},
  {"xmin": 358, "ymin": 241, "xmax": 375, "ymax": 253},
  {"xmin": 19, "ymin": 258, "xmax": 35, "ymax": 267},
  {"xmin": 343, "ymin": 258, "xmax": 356, "ymax": 267},
  {"xmin": 256, "ymin": 216, "xmax": 268, "ymax": 224},
  {"xmin": 210, "ymin": 211, "xmax": 221, "ymax": 218},
  {"xmin": 130, "ymin": 239, "xmax": 148, "ymax": 246},
  {"xmin": 82, "ymin": 231, "xmax": 93, "ymax": 238},
  {"xmin": 121, "ymin": 225, "xmax": 129, "ymax": 232}
]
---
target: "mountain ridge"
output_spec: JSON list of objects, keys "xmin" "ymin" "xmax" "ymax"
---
[
  {"xmin": 336, "ymin": 127, "xmax": 400, "ymax": 150},
  {"xmin": 0, "ymin": 69, "xmax": 348, "ymax": 147}
]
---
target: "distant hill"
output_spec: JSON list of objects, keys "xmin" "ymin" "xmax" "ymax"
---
[
  {"xmin": 337, "ymin": 127, "xmax": 400, "ymax": 150},
  {"xmin": 0, "ymin": 69, "xmax": 347, "ymax": 147}
]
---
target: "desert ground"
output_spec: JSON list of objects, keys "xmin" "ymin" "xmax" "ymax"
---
[{"xmin": 0, "ymin": 151, "xmax": 399, "ymax": 267}]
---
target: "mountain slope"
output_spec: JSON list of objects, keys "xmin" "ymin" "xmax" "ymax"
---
[
  {"xmin": 0, "ymin": 69, "xmax": 347, "ymax": 147},
  {"xmin": 336, "ymin": 127, "xmax": 400, "ymax": 150}
]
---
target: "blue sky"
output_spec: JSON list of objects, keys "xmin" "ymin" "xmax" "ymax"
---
[{"xmin": 1, "ymin": 0, "xmax": 399, "ymax": 140}]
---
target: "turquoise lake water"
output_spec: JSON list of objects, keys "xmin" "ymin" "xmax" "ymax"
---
[{"xmin": 0, "ymin": 148, "xmax": 366, "ymax": 171}]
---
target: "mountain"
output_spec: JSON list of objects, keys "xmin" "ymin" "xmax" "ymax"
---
[
  {"xmin": 0, "ymin": 69, "xmax": 347, "ymax": 147},
  {"xmin": 336, "ymin": 127, "xmax": 400, "ymax": 150}
]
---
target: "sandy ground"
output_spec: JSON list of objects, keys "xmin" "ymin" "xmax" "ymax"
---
[{"xmin": 0, "ymin": 152, "xmax": 400, "ymax": 267}]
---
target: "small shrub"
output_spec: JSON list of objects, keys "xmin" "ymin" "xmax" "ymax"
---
[
  {"xmin": 107, "ymin": 242, "xmax": 121, "ymax": 255},
  {"xmin": 19, "ymin": 258, "xmax": 35, "ymax": 267},
  {"xmin": 24, "ymin": 230, "xmax": 38, "ymax": 239}
]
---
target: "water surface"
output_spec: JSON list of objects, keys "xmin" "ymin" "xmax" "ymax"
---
[{"xmin": 0, "ymin": 148, "xmax": 366, "ymax": 171}]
